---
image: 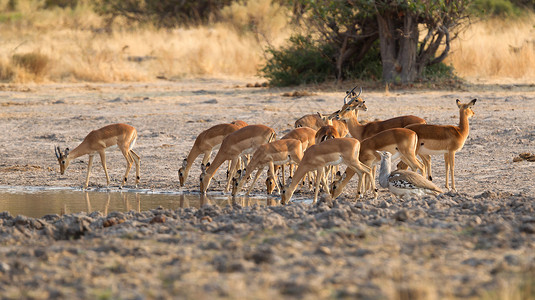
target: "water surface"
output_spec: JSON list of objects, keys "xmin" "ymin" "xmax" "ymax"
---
[{"xmin": 0, "ymin": 186, "xmax": 278, "ymax": 218}]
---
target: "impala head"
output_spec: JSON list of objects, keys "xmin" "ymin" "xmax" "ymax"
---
[
  {"xmin": 343, "ymin": 85, "xmax": 362, "ymax": 105},
  {"xmin": 178, "ymin": 158, "xmax": 187, "ymax": 187},
  {"xmin": 265, "ymin": 176, "xmax": 276, "ymax": 195},
  {"xmin": 317, "ymin": 112, "xmax": 332, "ymax": 125},
  {"xmin": 280, "ymin": 178, "xmax": 292, "ymax": 205},
  {"xmin": 457, "ymin": 98, "xmax": 477, "ymax": 118},
  {"xmin": 330, "ymin": 171, "xmax": 347, "ymax": 199},
  {"xmin": 55, "ymin": 146, "xmax": 70, "ymax": 175},
  {"xmin": 230, "ymin": 120, "xmax": 249, "ymax": 128}
]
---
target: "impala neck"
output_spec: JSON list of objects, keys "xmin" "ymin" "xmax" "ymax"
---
[
  {"xmin": 345, "ymin": 110, "xmax": 365, "ymax": 141},
  {"xmin": 378, "ymin": 154, "xmax": 391, "ymax": 189},
  {"xmin": 459, "ymin": 109, "xmax": 470, "ymax": 137},
  {"xmin": 66, "ymin": 144, "xmax": 88, "ymax": 162}
]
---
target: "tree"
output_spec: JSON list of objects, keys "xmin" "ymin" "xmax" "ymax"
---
[
  {"xmin": 277, "ymin": 0, "xmax": 471, "ymax": 84},
  {"xmin": 374, "ymin": 1, "xmax": 470, "ymax": 83}
]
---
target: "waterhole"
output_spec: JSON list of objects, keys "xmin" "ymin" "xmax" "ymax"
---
[{"xmin": 0, "ymin": 186, "xmax": 280, "ymax": 218}]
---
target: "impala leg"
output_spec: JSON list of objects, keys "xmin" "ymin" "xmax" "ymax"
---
[
  {"xmin": 269, "ymin": 162, "xmax": 281, "ymax": 194},
  {"xmin": 245, "ymin": 168, "xmax": 263, "ymax": 196},
  {"xmin": 449, "ymin": 152, "xmax": 456, "ymax": 192},
  {"xmin": 85, "ymin": 155, "xmax": 94, "ymax": 189},
  {"xmin": 281, "ymin": 164, "xmax": 285, "ymax": 186},
  {"xmin": 130, "ymin": 150, "xmax": 141, "ymax": 186},
  {"xmin": 420, "ymin": 154, "xmax": 432, "ymax": 181},
  {"xmin": 201, "ymin": 151, "xmax": 211, "ymax": 166},
  {"xmin": 99, "ymin": 151, "xmax": 114, "ymax": 187},
  {"xmin": 119, "ymin": 149, "xmax": 134, "ymax": 188},
  {"xmin": 444, "ymin": 153, "xmax": 451, "ymax": 190},
  {"xmin": 313, "ymin": 168, "xmax": 325, "ymax": 204},
  {"xmin": 321, "ymin": 170, "xmax": 330, "ymax": 196},
  {"xmin": 225, "ymin": 158, "xmax": 240, "ymax": 192}
]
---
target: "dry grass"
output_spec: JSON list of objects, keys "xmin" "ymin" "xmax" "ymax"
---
[
  {"xmin": 446, "ymin": 15, "xmax": 535, "ymax": 83},
  {"xmin": 0, "ymin": 1, "xmax": 533, "ymax": 83}
]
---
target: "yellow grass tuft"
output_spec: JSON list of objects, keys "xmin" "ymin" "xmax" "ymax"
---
[
  {"xmin": 446, "ymin": 15, "xmax": 535, "ymax": 83},
  {"xmin": 0, "ymin": 1, "xmax": 533, "ymax": 84}
]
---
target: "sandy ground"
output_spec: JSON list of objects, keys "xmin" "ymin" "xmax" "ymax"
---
[{"xmin": 0, "ymin": 79, "xmax": 534, "ymax": 299}]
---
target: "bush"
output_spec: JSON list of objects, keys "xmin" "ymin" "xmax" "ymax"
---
[
  {"xmin": 470, "ymin": 0, "xmax": 522, "ymax": 17},
  {"xmin": 44, "ymin": 0, "xmax": 78, "ymax": 9},
  {"xmin": 421, "ymin": 62, "xmax": 457, "ymax": 81},
  {"xmin": 12, "ymin": 52, "xmax": 49, "ymax": 77},
  {"xmin": 342, "ymin": 42, "xmax": 383, "ymax": 81},
  {"xmin": 260, "ymin": 35, "xmax": 335, "ymax": 86},
  {"xmin": 96, "ymin": 0, "xmax": 233, "ymax": 27},
  {"xmin": 0, "ymin": 60, "xmax": 15, "ymax": 81}
]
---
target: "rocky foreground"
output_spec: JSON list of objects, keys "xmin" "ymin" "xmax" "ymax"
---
[{"xmin": 0, "ymin": 191, "xmax": 534, "ymax": 299}]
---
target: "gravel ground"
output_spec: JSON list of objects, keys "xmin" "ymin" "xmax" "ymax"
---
[{"xmin": 0, "ymin": 80, "xmax": 534, "ymax": 299}]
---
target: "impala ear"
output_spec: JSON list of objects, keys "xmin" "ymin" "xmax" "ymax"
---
[
  {"xmin": 469, "ymin": 98, "xmax": 477, "ymax": 106},
  {"xmin": 182, "ymin": 159, "xmax": 187, "ymax": 168},
  {"xmin": 456, "ymin": 99, "xmax": 461, "ymax": 108},
  {"xmin": 64, "ymin": 148, "xmax": 70, "ymax": 156}
]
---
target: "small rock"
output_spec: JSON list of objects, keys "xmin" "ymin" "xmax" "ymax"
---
[
  {"xmin": 316, "ymin": 246, "xmax": 331, "ymax": 256},
  {"xmin": 393, "ymin": 209, "xmax": 410, "ymax": 222},
  {"xmin": 0, "ymin": 262, "xmax": 10, "ymax": 273},
  {"xmin": 519, "ymin": 223, "xmax": 535, "ymax": 234},
  {"xmin": 150, "ymin": 215, "xmax": 166, "ymax": 224}
]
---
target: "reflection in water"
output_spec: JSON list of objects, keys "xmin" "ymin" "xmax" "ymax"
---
[{"xmin": 0, "ymin": 187, "xmax": 280, "ymax": 218}]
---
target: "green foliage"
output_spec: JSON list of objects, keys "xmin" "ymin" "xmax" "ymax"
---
[
  {"xmin": 470, "ymin": 0, "xmax": 522, "ymax": 17},
  {"xmin": 260, "ymin": 35, "xmax": 335, "ymax": 86},
  {"xmin": 421, "ymin": 62, "xmax": 457, "ymax": 81},
  {"xmin": 342, "ymin": 42, "xmax": 383, "ymax": 81},
  {"xmin": 95, "ymin": 0, "xmax": 233, "ymax": 27},
  {"xmin": 44, "ymin": 0, "xmax": 78, "ymax": 9}
]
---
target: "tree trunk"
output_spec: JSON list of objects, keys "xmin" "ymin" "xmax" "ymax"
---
[{"xmin": 377, "ymin": 11, "xmax": 420, "ymax": 84}]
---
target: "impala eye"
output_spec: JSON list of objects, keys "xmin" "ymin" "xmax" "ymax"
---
[{"xmin": 61, "ymin": 160, "xmax": 65, "ymax": 164}]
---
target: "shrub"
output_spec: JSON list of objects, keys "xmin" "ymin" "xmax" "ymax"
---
[
  {"xmin": 420, "ymin": 62, "xmax": 458, "ymax": 81},
  {"xmin": 470, "ymin": 0, "xmax": 522, "ymax": 17},
  {"xmin": 342, "ymin": 42, "xmax": 383, "ymax": 81},
  {"xmin": 260, "ymin": 35, "xmax": 335, "ymax": 86},
  {"xmin": 12, "ymin": 52, "xmax": 50, "ymax": 77},
  {"xmin": 44, "ymin": 0, "xmax": 78, "ymax": 9},
  {"xmin": 0, "ymin": 60, "xmax": 15, "ymax": 81}
]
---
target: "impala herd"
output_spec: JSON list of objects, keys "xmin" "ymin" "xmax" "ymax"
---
[{"xmin": 55, "ymin": 86, "xmax": 477, "ymax": 204}]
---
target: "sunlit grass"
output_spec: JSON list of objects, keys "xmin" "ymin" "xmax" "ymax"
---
[{"xmin": 0, "ymin": 0, "xmax": 533, "ymax": 84}]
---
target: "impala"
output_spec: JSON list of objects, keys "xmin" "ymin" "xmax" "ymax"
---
[
  {"xmin": 330, "ymin": 128, "xmax": 424, "ymax": 199},
  {"xmin": 280, "ymin": 138, "xmax": 372, "ymax": 204},
  {"xmin": 232, "ymin": 139, "xmax": 303, "ymax": 196},
  {"xmin": 178, "ymin": 121, "xmax": 248, "ymax": 187},
  {"xmin": 295, "ymin": 112, "xmax": 348, "ymax": 137},
  {"xmin": 55, "ymin": 123, "xmax": 140, "ymax": 189},
  {"xmin": 200, "ymin": 125, "xmax": 276, "ymax": 194},
  {"xmin": 276, "ymin": 126, "xmax": 317, "ymax": 183},
  {"xmin": 333, "ymin": 87, "xmax": 426, "ymax": 141},
  {"xmin": 404, "ymin": 99, "xmax": 477, "ymax": 191}
]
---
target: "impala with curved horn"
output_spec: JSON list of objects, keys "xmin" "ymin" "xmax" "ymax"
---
[{"xmin": 55, "ymin": 123, "xmax": 140, "ymax": 189}]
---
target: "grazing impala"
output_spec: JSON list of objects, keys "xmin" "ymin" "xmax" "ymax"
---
[
  {"xmin": 200, "ymin": 125, "xmax": 276, "ymax": 194},
  {"xmin": 330, "ymin": 128, "xmax": 424, "ymax": 199},
  {"xmin": 276, "ymin": 126, "xmax": 317, "ymax": 182},
  {"xmin": 295, "ymin": 112, "xmax": 348, "ymax": 137},
  {"xmin": 178, "ymin": 121, "xmax": 248, "ymax": 187},
  {"xmin": 333, "ymin": 87, "xmax": 426, "ymax": 141},
  {"xmin": 405, "ymin": 99, "xmax": 477, "ymax": 191},
  {"xmin": 281, "ymin": 138, "xmax": 372, "ymax": 204},
  {"xmin": 55, "ymin": 123, "xmax": 140, "ymax": 189},
  {"xmin": 232, "ymin": 139, "xmax": 303, "ymax": 196}
]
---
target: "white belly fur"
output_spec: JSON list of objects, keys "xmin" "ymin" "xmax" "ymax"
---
[{"xmin": 419, "ymin": 146, "xmax": 448, "ymax": 156}]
